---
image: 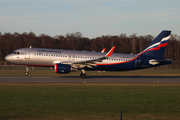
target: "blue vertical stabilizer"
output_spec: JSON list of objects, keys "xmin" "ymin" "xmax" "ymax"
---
[{"xmin": 139, "ymin": 30, "xmax": 171, "ymax": 58}]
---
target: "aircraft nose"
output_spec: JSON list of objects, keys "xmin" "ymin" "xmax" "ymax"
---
[{"xmin": 5, "ymin": 55, "xmax": 13, "ymax": 62}]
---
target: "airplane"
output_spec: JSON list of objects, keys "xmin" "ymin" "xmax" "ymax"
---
[{"xmin": 5, "ymin": 30, "xmax": 172, "ymax": 78}]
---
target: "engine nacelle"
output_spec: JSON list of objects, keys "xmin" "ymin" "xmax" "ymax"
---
[{"xmin": 55, "ymin": 63, "xmax": 71, "ymax": 74}]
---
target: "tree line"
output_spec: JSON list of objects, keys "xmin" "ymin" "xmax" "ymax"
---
[{"xmin": 0, "ymin": 32, "xmax": 180, "ymax": 65}]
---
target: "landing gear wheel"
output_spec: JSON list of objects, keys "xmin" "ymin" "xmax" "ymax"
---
[
  {"xmin": 24, "ymin": 72, "xmax": 29, "ymax": 76},
  {"xmin": 80, "ymin": 73, "xmax": 87, "ymax": 79},
  {"xmin": 25, "ymin": 66, "xmax": 29, "ymax": 76}
]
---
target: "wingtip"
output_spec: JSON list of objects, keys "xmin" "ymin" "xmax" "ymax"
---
[
  {"xmin": 106, "ymin": 46, "xmax": 116, "ymax": 57},
  {"xmin": 101, "ymin": 48, "xmax": 106, "ymax": 53}
]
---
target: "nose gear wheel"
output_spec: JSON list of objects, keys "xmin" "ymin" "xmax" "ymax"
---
[{"xmin": 24, "ymin": 66, "xmax": 29, "ymax": 76}]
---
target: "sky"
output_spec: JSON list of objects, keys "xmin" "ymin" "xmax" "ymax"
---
[{"xmin": 0, "ymin": 0, "xmax": 180, "ymax": 38}]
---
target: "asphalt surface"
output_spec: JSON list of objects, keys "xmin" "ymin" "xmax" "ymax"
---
[{"xmin": 0, "ymin": 76, "xmax": 180, "ymax": 83}]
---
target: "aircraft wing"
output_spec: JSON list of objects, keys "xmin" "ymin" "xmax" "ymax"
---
[
  {"xmin": 70, "ymin": 46, "xmax": 116, "ymax": 67},
  {"xmin": 71, "ymin": 56, "xmax": 106, "ymax": 65}
]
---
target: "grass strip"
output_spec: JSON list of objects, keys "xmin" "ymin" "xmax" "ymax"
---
[{"xmin": 0, "ymin": 83, "xmax": 180, "ymax": 120}]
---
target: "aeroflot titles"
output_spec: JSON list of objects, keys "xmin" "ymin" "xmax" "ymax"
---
[{"xmin": 37, "ymin": 50, "xmax": 61, "ymax": 53}]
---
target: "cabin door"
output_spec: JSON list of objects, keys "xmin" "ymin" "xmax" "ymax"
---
[{"xmin": 25, "ymin": 50, "xmax": 30, "ymax": 59}]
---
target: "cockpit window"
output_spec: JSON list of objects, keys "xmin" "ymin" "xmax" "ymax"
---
[{"xmin": 13, "ymin": 51, "xmax": 20, "ymax": 54}]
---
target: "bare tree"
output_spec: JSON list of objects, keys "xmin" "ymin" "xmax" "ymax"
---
[{"xmin": 130, "ymin": 34, "xmax": 138, "ymax": 54}]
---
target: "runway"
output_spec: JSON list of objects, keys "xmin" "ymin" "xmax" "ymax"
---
[{"xmin": 0, "ymin": 76, "xmax": 180, "ymax": 83}]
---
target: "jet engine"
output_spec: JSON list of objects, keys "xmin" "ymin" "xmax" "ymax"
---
[{"xmin": 55, "ymin": 63, "xmax": 71, "ymax": 74}]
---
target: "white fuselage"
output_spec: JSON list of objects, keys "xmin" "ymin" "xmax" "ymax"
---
[{"xmin": 5, "ymin": 48, "xmax": 137, "ymax": 67}]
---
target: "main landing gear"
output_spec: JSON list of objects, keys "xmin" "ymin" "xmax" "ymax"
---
[
  {"xmin": 24, "ymin": 66, "xmax": 29, "ymax": 76},
  {"xmin": 80, "ymin": 69, "xmax": 87, "ymax": 79}
]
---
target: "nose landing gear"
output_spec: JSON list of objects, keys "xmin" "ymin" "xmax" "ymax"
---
[{"xmin": 24, "ymin": 66, "xmax": 29, "ymax": 76}]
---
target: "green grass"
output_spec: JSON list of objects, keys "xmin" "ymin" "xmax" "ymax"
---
[{"xmin": 0, "ymin": 83, "xmax": 180, "ymax": 120}]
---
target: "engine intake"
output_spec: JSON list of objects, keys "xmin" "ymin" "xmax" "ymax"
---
[{"xmin": 55, "ymin": 63, "xmax": 71, "ymax": 74}]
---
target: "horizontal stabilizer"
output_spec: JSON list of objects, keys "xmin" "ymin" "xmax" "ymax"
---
[{"xmin": 149, "ymin": 59, "xmax": 172, "ymax": 65}]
